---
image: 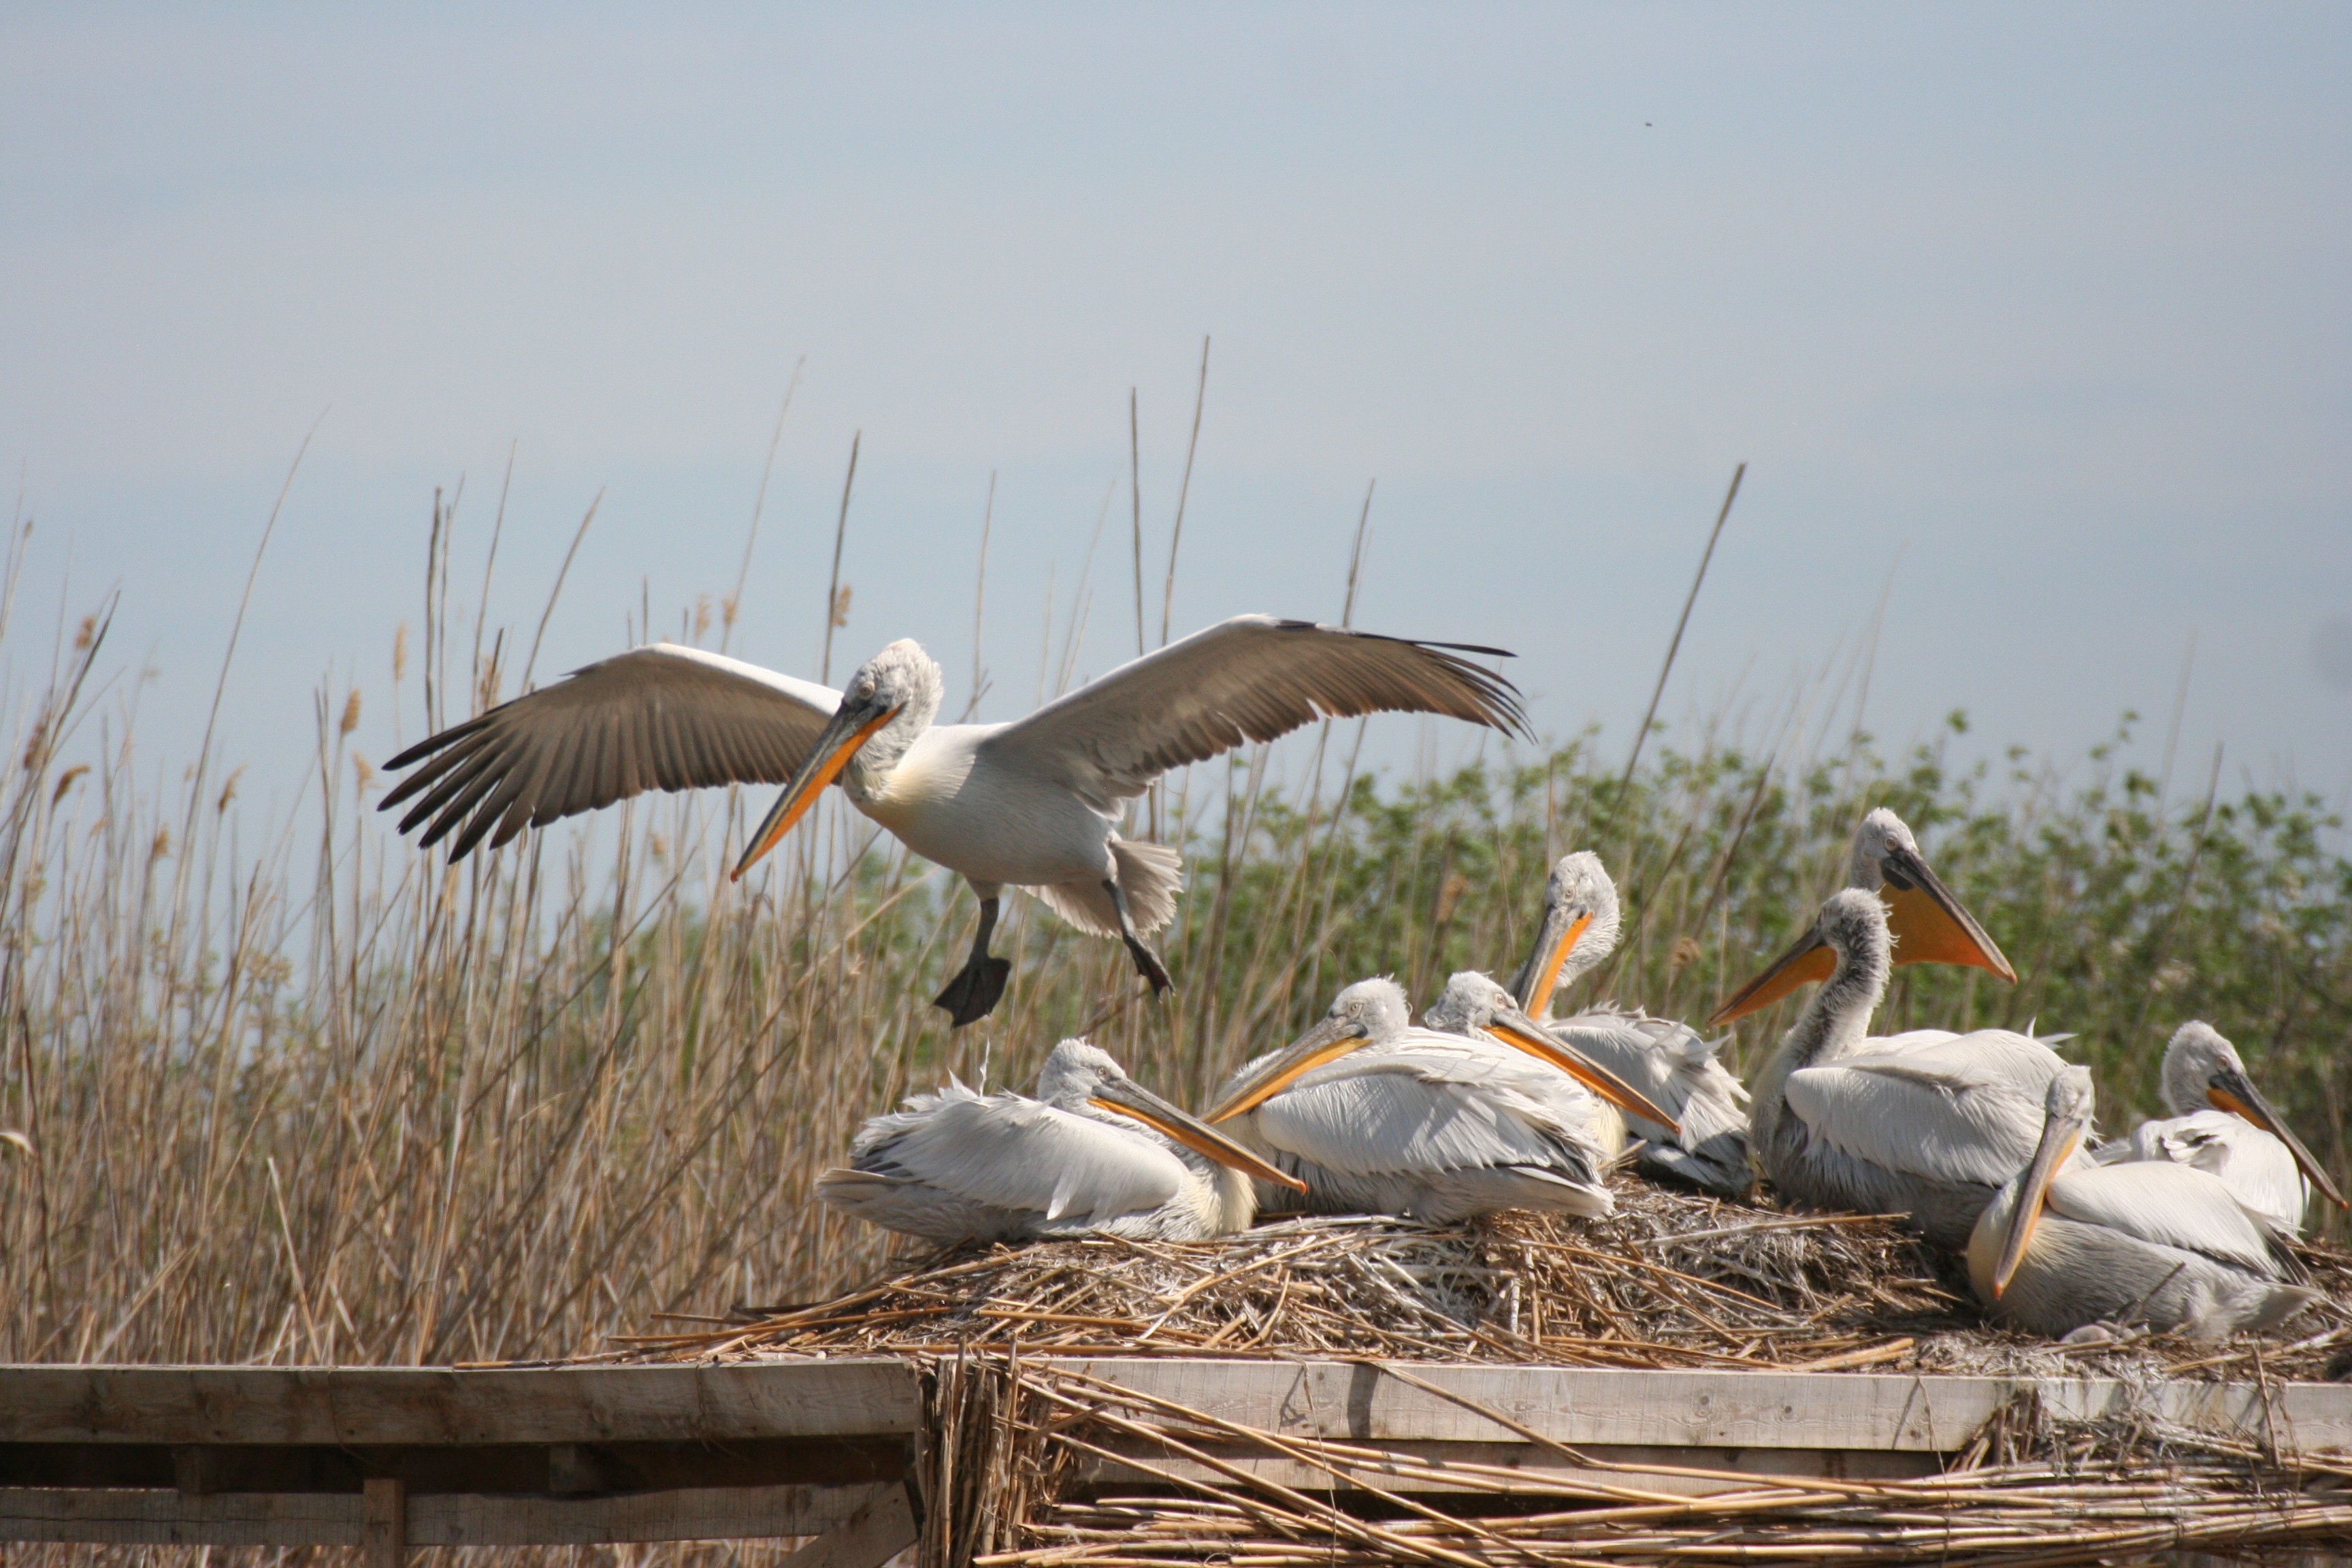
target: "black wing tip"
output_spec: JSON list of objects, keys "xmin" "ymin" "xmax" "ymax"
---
[{"xmin": 382, "ymin": 715, "xmax": 489, "ymax": 772}]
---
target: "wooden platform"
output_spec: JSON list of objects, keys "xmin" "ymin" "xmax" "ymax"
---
[
  {"xmin": 1041, "ymin": 1357, "xmax": 2352, "ymax": 1497},
  {"xmin": 0, "ymin": 1361, "xmax": 924, "ymax": 1566},
  {"xmin": 5, "ymin": 1357, "xmax": 2348, "ymax": 1562}
]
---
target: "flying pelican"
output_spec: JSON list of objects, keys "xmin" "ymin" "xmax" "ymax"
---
[
  {"xmin": 1203, "ymin": 975, "xmax": 1679, "ymax": 1223},
  {"xmin": 1508, "ymin": 851, "xmax": 1751, "ymax": 1197},
  {"xmin": 380, "ymin": 616, "xmax": 1524, "ymax": 1024},
  {"xmin": 1708, "ymin": 807, "xmax": 2017, "ymax": 1027},
  {"xmin": 1742, "ymin": 888, "xmax": 2068, "ymax": 1246},
  {"xmin": 1970, "ymin": 1065, "xmax": 2317, "ymax": 1340},
  {"xmin": 816, "ymin": 1039, "xmax": 1305, "ymax": 1243},
  {"xmin": 2089, "ymin": 1021, "xmax": 2345, "ymax": 1236}
]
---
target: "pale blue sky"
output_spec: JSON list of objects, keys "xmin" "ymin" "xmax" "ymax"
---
[{"xmin": 3, "ymin": 4, "xmax": 2348, "ymax": 835}]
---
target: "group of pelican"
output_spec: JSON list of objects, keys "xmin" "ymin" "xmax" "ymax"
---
[{"xmin": 380, "ymin": 611, "xmax": 2341, "ymax": 1345}]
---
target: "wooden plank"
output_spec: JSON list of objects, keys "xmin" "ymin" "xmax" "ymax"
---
[
  {"xmin": 1065, "ymin": 1437, "xmax": 1942, "ymax": 1497},
  {"xmin": 0, "ymin": 1482, "xmax": 896, "ymax": 1547},
  {"xmin": 361, "ymin": 1477, "xmax": 404, "ymax": 1568},
  {"xmin": 0, "ymin": 1363, "xmax": 921, "ymax": 1446},
  {"xmin": 1038, "ymin": 1358, "xmax": 2352, "ymax": 1455},
  {"xmin": 778, "ymin": 1484, "xmax": 919, "ymax": 1568}
]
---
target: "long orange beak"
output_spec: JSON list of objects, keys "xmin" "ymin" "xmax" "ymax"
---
[
  {"xmin": 1092, "ymin": 1079, "xmax": 1308, "ymax": 1194},
  {"xmin": 1480, "ymin": 1012, "xmax": 1681, "ymax": 1135},
  {"xmin": 1879, "ymin": 846, "xmax": 2016, "ymax": 982},
  {"xmin": 730, "ymin": 700, "xmax": 898, "ymax": 881},
  {"xmin": 1515, "ymin": 906, "xmax": 1595, "ymax": 1019},
  {"xmin": 1208, "ymin": 1016, "xmax": 1373, "ymax": 1122},
  {"xmin": 1709, "ymin": 924, "xmax": 1836, "ymax": 1028},
  {"xmin": 2209, "ymin": 1068, "xmax": 2347, "ymax": 1211},
  {"xmin": 1992, "ymin": 1109, "xmax": 2085, "ymax": 1297}
]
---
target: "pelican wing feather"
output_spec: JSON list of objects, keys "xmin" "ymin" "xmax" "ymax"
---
[
  {"xmin": 2046, "ymin": 1162, "xmax": 2286, "ymax": 1277},
  {"xmin": 1784, "ymin": 1032, "xmax": 2064, "ymax": 1193},
  {"xmin": 2091, "ymin": 1109, "xmax": 2308, "ymax": 1234},
  {"xmin": 851, "ymin": 1084, "xmax": 1188, "ymax": 1222},
  {"xmin": 1548, "ymin": 1008, "xmax": 1748, "ymax": 1149},
  {"xmin": 378, "ymin": 644, "xmax": 840, "ymax": 858},
  {"xmin": 1250, "ymin": 1041, "xmax": 1597, "ymax": 1180},
  {"xmin": 983, "ymin": 615, "xmax": 1526, "ymax": 812}
]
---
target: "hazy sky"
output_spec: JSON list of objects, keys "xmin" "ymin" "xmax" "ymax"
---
[{"xmin": 3, "ymin": 4, "xmax": 2348, "ymax": 839}]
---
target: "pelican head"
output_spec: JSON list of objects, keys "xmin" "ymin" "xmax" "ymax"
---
[
  {"xmin": 1426, "ymin": 969, "xmax": 1681, "ymax": 1133},
  {"xmin": 1710, "ymin": 808, "xmax": 2010, "ymax": 1026},
  {"xmin": 1039, "ymin": 1039, "xmax": 1305, "ymax": 1194},
  {"xmin": 733, "ymin": 640, "xmax": 945, "ymax": 879},
  {"xmin": 1509, "ymin": 851, "xmax": 1622, "ymax": 1018},
  {"xmin": 1207, "ymin": 977, "xmax": 1411, "ymax": 1122},
  {"xmin": 1851, "ymin": 806, "xmax": 2016, "ymax": 979},
  {"xmin": 1738, "ymin": 887, "xmax": 1893, "ymax": 1049},
  {"xmin": 2163, "ymin": 1021, "xmax": 2345, "ymax": 1210},
  {"xmin": 1989, "ymin": 1064, "xmax": 2097, "ymax": 1296}
]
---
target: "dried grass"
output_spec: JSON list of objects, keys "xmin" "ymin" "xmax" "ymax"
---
[{"xmin": 609, "ymin": 1182, "xmax": 2352, "ymax": 1565}]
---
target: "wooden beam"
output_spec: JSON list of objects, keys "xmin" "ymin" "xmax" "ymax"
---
[
  {"xmin": 1036, "ymin": 1358, "xmax": 2352, "ymax": 1456},
  {"xmin": 0, "ymin": 1481, "xmax": 900, "ymax": 1547},
  {"xmin": 361, "ymin": 1477, "xmax": 405, "ymax": 1568},
  {"xmin": 0, "ymin": 1362, "xmax": 921, "ymax": 1446},
  {"xmin": 778, "ymin": 1483, "xmax": 919, "ymax": 1568},
  {"xmin": 1065, "ymin": 1437, "xmax": 1942, "ymax": 1497}
]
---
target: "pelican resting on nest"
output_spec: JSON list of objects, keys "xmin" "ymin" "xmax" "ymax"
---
[
  {"xmin": 1205, "ymin": 975, "xmax": 1679, "ymax": 1224},
  {"xmin": 2090, "ymin": 1020, "xmax": 2345, "ymax": 1237},
  {"xmin": 817, "ymin": 1039, "xmax": 1303, "ymax": 1243},
  {"xmin": 380, "ymin": 615, "xmax": 1524, "ymax": 1025},
  {"xmin": 1970, "ymin": 1064, "xmax": 2317, "ymax": 1341},
  {"xmin": 1509, "ymin": 851, "xmax": 1750, "ymax": 1197},
  {"xmin": 1742, "ymin": 888, "xmax": 2070, "ymax": 1247},
  {"xmin": 1709, "ymin": 807, "xmax": 2018, "ymax": 1027}
]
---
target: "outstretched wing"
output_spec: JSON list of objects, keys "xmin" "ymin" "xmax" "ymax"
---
[
  {"xmin": 983, "ymin": 616, "xmax": 1526, "ymax": 811},
  {"xmin": 378, "ymin": 643, "xmax": 840, "ymax": 858}
]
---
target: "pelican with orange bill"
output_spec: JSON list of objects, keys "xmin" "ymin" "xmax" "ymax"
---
[
  {"xmin": 382, "ymin": 616, "xmax": 1525, "ymax": 1027},
  {"xmin": 1969, "ymin": 1064, "xmax": 2316, "ymax": 1341},
  {"xmin": 1204, "ymin": 975, "xmax": 1676, "ymax": 1224},
  {"xmin": 818, "ymin": 1039, "xmax": 1305, "ymax": 1244},
  {"xmin": 1708, "ymin": 808, "xmax": 2015, "ymax": 1028},
  {"xmin": 2091, "ymin": 1020, "xmax": 2346, "ymax": 1236},
  {"xmin": 1508, "ymin": 852, "xmax": 1752, "ymax": 1198}
]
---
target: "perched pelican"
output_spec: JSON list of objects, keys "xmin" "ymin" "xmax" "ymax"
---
[
  {"xmin": 380, "ymin": 616, "xmax": 1522, "ymax": 1024},
  {"xmin": 1970, "ymin": 1065, "xmax": 2317, "ymax": 1340},
  {"xmin": 1509, "ymin": 852, "xmax": 1751, "ymax": 1197},
  {"xmin": 2091, "ymin": 1021, "xmax": 2345, "ymax": 1236},
  {"xmin": 1708, "ymin": 807, "xmax": 2016, "ymax": 1027},
  {"xmin": 817, "ymin": 1039, "xmax": 1305, "ymax": 1243},
  {"xmin": 1744, "ymin": 889, "xmax": 2068, "ymax": 1246},
  {"xmin": 1204, "ymin": 975, "xmax": 1679, "ymax": 1224}
]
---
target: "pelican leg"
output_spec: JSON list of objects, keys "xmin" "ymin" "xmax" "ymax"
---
[
  {"xmin": 933, "ymin": 895, "xmax": 1011, "ymax": 1027},
  {"xmin": 1104, "ymin": 878, "xmax": 1175, "ymax": 995}
]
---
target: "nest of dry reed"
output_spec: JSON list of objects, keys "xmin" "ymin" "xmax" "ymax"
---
[
  {"xmin": 613, "ymin": 1180, "xmax": 2352, "ymax": 1565},
  {"xmin": 625, "ymin": 1177, "xmax": 2352, "ymax": 1384}
]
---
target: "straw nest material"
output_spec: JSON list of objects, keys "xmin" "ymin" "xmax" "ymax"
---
[
  {"xmin": 613, "ymin": 1180, "xmax": 2352, "ymax": 1566},
  {"xmin": 625, "ymin": 1177, "xmax": 2352, "ymax": 1385}
]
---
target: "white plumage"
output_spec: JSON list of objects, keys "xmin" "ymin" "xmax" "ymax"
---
[
  {"xmin": 1969, "ymin": 1066, "xmax": 2315, "ymax": 1340},
  {"xmin": 818, "ymin": 1040, "xmax": 1298, "ymax": 1243},
  {"xmin": 2090, "ymin": 1020, "xmax": 2343, "ymax": 1237},
  {"xmin": 1208, "ymin": 974, "xmax": 1678, "ymax": 1224},
  {"xmin": 383, "ymin": 616, "xmax": 1522, "ymax": 1024},
  {"xmin": 1508, "ymin": 852, "xmax": 1750, "ymax": 1196},
  {"xmin": 1746, "ymin": 889, "xmax": 2071, "ymax": 1247}
]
